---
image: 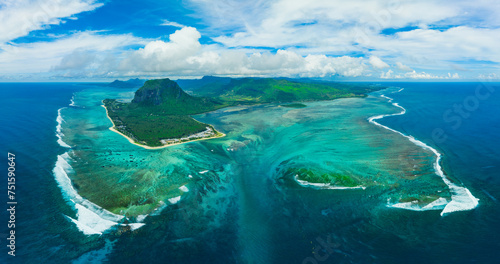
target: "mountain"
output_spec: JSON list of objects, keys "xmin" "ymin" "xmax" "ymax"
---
[
  {"xmin": 131, "ymin": 78, "xmax": 186, "ymax": 105},
  {"xmin": 128, "ymin": 78, "xmax": 224, "ymax": 115},
  {"xmin": 177, "ymin": 76, "xmax": 232, "ymax": 97},
  {"xmin": 107, "ymin": 78, "xmax": 146, "ymax": 88},
  {"xmin": 179, "ymin": 77, "xmax": 371, "ymax": 104}
]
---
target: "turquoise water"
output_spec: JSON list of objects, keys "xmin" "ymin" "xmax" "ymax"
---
[{"xmin": 2, "ymin": 82, "xmax": 498, "ymax": 263}]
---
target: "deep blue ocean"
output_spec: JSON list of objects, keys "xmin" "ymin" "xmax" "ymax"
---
[{"xmin": 1, "ymin": 82, "xmax": 499, "ymax": 264}]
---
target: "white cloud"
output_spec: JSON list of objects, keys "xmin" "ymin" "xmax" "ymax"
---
[
  {"xmin": 195, "ymin": 0, "xmax": 465, "ymax": 53},
  {"xmin": 380, "ymin": 69, "xmax": 393, "ymax": 79},
  {"xmin": 388, "ymin": 27, "xmax": 500, "ymax": 62},
  {"xmin": 47, "ymin": 27, "xmax": 490, "ymax": 80},
  {"xmin": 478, "ymin": 73, "xmax": 499, "ymax": 79},
  {"xmin": 0, "ymin": 26, "xmax": 368, "ymax": 79},
  {"xmin": 0, "ymin": 0, "xmax": 103, "ymax": 44},
  {"xmin": 3, "ymin": 0, "xmax": 500, "ymax": 80},
  {"xmin": 120, "ymin": 27, "xmax": 202, "ymax": 72},
  {"xmin": 160, "ymin": 19, "xmax": 185, "ymax": 28},
  {"xmin": 186, "ymin": 0, "xmax": 500, "ymax": 77},
  {"xmin": 396, "ymin": 62, "xmax": 413, "ymax": 71},
  {"xmin": 369, "ymin": 56, "xmax": 389, "ymax": 69},
  {"xmin": 403, "ymin": 71, "xmax": 443, "ymax": 79},
  {"xmin": 0, "ymin": 31, "xmax": 144, "ymax": 75},
  {"xmin": 114, "ymin": 27, "xmax": 367, "ymax": 78},
  {"xmin": 380, "ymin": 69, "xmax": 462, "ymax": 80}
]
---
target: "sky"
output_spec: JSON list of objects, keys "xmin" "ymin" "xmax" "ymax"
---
[{"xmin": 1, "ymin": 0, "xmax": 499, "ymax": 81}]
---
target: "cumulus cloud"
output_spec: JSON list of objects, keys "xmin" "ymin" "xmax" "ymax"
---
[
  {"xmin": 384, "ymin": 70, "xmax": 462, "ymax": 80},
  {"xmin": 396, "ymin": 62, "xmax": 413, "ymax": 71},
  {"xmin": 0, "ymin": 0, "xmax": 103, "ymax": 44},
  {"xmin": 369, "ymin": 56, "xmax": 389, "ymax": 69},
  {"xmin": 120, "ymin": 27, "xmax": 202, "ymax": 73},
  {"xmin": 403, "ymin": 71, "xmax": 443, "ymax": 79},
  {"xmin": 380, "ymin": 69, "xmax": 462, "ymax": 80},
  {"xmin": 115, "ymin": 27, "xmax": 367, "ymax": 78},
  {"xmin": 380, "ymin": 69, "xmax": 393, "ymax": 79},
  {"xmin": 478, "ymin": 73, "xmax": 498, "ymax": 79}
]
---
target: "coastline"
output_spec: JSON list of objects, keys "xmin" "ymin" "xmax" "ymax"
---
[{"xmin": 101, "ymin": 104, "xmax": 226, "ymax": 150}]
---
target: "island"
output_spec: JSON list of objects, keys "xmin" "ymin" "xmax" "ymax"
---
[
  {"xmin": 103, "ymin": 77, "xmax": 381, "ymax": 148},
  {"xmin": 106, "ymin": 78, "xmax": 146, "ymax": 88}
]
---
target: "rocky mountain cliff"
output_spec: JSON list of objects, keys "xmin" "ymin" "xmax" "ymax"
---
[{"xmin": 131, "ymin": 79, "xmax": 188, "ymax": 105}]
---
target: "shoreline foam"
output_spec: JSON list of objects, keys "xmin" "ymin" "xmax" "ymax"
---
[
  {"xmin": 370, "ymin": 88, "xmax": 479, "ymax": 215},
  {"xmin": 56, "ymin": 108, "xmax": 71, "ymax": 148}
]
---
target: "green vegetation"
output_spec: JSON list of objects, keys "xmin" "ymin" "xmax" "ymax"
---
[
  {"xmin": 180, "ymin": 77, "xmax": 378, "ymax": 103},
  {"xmin": 104, "ymin": 77, "xmax": 382, "ymax": 147},
  {"xmin": 285, "ymin": 167, "xmax": 360, "ymax": 187},
  {"xmin": 217, "ymin": 78, "xmax": 359, "ymax": 103},
  {"xmin": 281, "ymin": 103, "xmax": 307, "ymax": 108}
]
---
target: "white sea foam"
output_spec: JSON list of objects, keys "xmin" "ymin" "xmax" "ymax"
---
[
  {"xmin": 120, "ymin": 223, "xmax": 145, "ymax": 231},
  {"xmin": 136, "ymin": 214, "xmax": 147, "ymax": 222},
  {"xmin": 199, "ymin": 170, "xmax": 209, "ymax": 174},
  {"xmin": 66, "ymin": 204, "xmax": 118, "ymax": 235},
  {"xmin": 389, "ymin": 197, "xmax": 448, "ymax": 211},
  {"xmin": 69, "ymin": 95, "xmax": 76, "ymax": 107},
  {"xmin": 128, "ymin": 223, "xmax": 145, "ymax": 231},
  {"xmin": 371, "ymin": 89, "xmax": 479, "ymax": 216},
  {"xmin": 53, "ymin": 153, "xmax": 80, "ymax": 201},
  {"xmin": 56, "ymin": 108, "xmax": 71, "ymax": 148},
  {"xmin": 179, "ymin": 185, "xmax": 189, "ymax": 192},
  {"xmin": 168, "ymin": 196, "xmax": 181, "ymax": 204},
  {"xmin": 294, "ymin": 175, "xmax": 366, "ymax": 190},
  {"xmin": 53, "ymin": 153, "xmax": 145, "ymax": 235}
]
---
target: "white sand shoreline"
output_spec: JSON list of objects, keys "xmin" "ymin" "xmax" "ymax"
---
[{"xmin": 101, "ymin": 104, "xmax": 226, "ymax": 150}]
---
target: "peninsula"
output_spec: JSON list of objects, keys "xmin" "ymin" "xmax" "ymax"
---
[
  {"xmin": 103, "ymin": 78, "xmax": 227, "ymax": 148},
  {"xmin": 103, "ymin": 77, "xmax": 381, "ymax": 148}
]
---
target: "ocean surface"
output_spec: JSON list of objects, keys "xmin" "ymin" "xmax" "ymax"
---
[{"xmin": 1, "ymin": 81, "xmax": 499, "ymax": 264}]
